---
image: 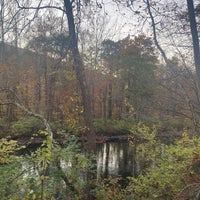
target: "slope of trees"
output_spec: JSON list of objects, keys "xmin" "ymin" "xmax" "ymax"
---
[{"xmin": 0, "ymin": 33, "xmax": 160, "ymax": 135}]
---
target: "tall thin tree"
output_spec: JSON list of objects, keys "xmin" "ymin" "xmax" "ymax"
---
[
  {"xmin": 187, "ymin": 0, "xmax": 200, "ymax": 91},
  {"xmin": 63, "ymin": 0, "xmax": 95, "ymax": 151}
]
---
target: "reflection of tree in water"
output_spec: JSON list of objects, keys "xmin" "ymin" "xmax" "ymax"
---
[
  {"xmin": 104, "ymin": 143, "xmax": 110, "ymax": 177},
  {"xmin": 117, "ymin": 143, "xmax": 130, "ymax": 177},
  {"xmin": 118, "ymin": 142, "xmax": 134, "ymax": 178},
  {"xmin": 97, "ymin": 142, "xmax": 135, "ymax": 178}
]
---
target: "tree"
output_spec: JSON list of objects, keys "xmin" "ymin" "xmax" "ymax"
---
[
  {"xmin": 118, "ymin": 35, "xmax": 158, "ymax": 120},
  {"xmin": 101, "ymin": 39, "xmax": 121, "ymax": 119},
  {"xmin": 100, "ymin": 35, "xmax": 158, "ymax": 121},
  {"xmin": 63, "ymin": 0, "xmax": 95, "ymax": 151},
  {"xmin": 27, "ymin": 18, "xmax": 69, "ymax": 121},
  {"xmin": 14, "ymin": 0, "xmax": 96, "ymax": 151},
  {"xmin": 143, "ymin": 0, "xmax": 200, "ymax": 128},
  {"xmin": 0, "ymin": 0, "xmax": 5, "ymax": 64},
  {"xmin": 187, "ymin": 0, "xmax": 200, "ymax": 90}
]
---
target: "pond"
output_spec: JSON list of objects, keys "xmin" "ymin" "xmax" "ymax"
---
[
  {"xmin": 20, "ymin": 139, "xmax": 136, "ymax": 179},
  {"xmin": 97, "ymin": 142, "xmax": 136, "ymax": 178}
]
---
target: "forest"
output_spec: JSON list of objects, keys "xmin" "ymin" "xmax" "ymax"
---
[{"xmin": 1, "ymin": 0, "xmax": 200, "ymax": 199}]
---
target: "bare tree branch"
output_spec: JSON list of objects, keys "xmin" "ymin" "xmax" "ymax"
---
[
  {"xmin": 146, "ymin": 0, "xmax": 172, "ymax": 69},
  {"xmin": 14, "ymin": 0, "xmax": 66, "ymax": 13}
]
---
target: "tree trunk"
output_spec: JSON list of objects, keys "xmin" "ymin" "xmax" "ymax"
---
[
  {"xmin": 63, "ymin": 0, "xmax": 96, "ymax": 152},
  {"xmin": 0, "ymin": 0, "xmax": 5, "ymax": 64},
  {"xmin": 187, "ymin": 0, "xmax": 200, "ymax": 91},
  {"xmin": 108, "ymin": 82, "xmax": 112, "ymax": 119}
]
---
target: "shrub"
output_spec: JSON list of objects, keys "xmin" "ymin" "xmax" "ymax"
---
[
  {"xmin": 94, "ymin": 124, "xmax": 200, "ymax": 199},
  {"xmin": 0, "ymin": 134, "xmax": 92, "ymax": 200},
  {"xmin": 127, "ymin": 127, "xmax": 200, "ymax": 200},
  {"xmin": 93, "ymin": 119, "xmax": 134, "ymax": 135},
  {"xmin": 11, "ymin": 116, "xmax": 44, "ymax": 136}
]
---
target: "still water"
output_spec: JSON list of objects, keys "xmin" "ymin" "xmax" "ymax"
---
[
  {"xmin": 22, "ymin": 141, "xmax": 136, "ymax": 178},
  {"xmin": 97, "ymin": 142, "xmax": 135, "ymax": 178}
]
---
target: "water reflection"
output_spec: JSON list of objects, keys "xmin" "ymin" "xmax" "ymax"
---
[
  {"xmin": 97, "ymin": 142, "xmax": 135, "ymax": 178},
  {"xmin": 21, "ymin": 141, "xmax": 136, "ymax": 178}
]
